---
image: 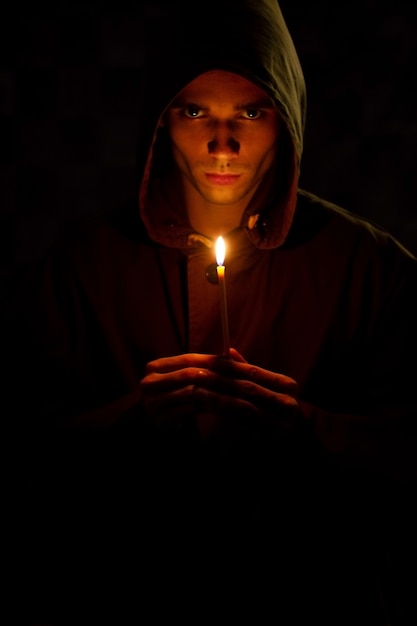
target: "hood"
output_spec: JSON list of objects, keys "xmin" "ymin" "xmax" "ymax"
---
[{"xmin": 137, "ymin": 0, "xmax": 306, "ymax": 250}]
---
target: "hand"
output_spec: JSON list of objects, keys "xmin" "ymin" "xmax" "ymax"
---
[{"xmin": 139, "ymin": 349, "xmax": 299, "ymax": 444}]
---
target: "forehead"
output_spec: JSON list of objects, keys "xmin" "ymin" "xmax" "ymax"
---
[{"xmin": 176, "ymin": 70, "xmax": 273, "ymax": 104}]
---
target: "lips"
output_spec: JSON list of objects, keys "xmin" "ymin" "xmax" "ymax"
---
[{"xmin": 205, "ymin": 173, "xmax": 241, "ymax": 185}]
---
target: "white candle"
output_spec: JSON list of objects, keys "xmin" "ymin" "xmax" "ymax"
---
[{"xmin": 215, "ymin": 236, "xmax": 230, "ymax": 357}]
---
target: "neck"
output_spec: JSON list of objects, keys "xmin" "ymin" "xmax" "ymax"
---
[
  {"xmin": 182, "ymin": 181, "xmax": 249, "ymax": 240},
  {"xmin": 188, "ymin": 205, "xmax": 243, "ymax": 239}
]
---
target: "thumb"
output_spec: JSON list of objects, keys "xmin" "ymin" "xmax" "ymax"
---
[{"xmin": 229, "ymin": 347, "xmax": 247, "ymax": 363}]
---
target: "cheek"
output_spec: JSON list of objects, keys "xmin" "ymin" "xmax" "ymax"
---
[
  {"xmin": 170, "ymin": 132, "xmax": 200, "ymax": 161},
  {"xmin": 240, "ymin": 121, "xmax": 280, "ymax": 154},
  {"xmin": 250, "ymin": 137, "xmax": 279, "ymax": 170},
  {"xmin": 169, "ymin": 140, "xmax": 198, "ymax": 176}
]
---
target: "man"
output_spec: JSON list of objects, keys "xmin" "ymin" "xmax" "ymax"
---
[{"xmin": 4, "ymin": 0, "xmax": 416, "ymax": 622}]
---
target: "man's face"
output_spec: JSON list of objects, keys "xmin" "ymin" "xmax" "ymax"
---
[{"xmin": 165, "ymin": 70, "xmax": 281, "ymax": 207}]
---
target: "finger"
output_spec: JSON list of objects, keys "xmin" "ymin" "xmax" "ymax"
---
[
  {"xmin": 140, "ymin": 367, "xmax": 210, "ymax": 393},
  {"xmin": 191, "ymin": 387, "xmax": 299, "ymax": 432},
  {"xmin": 229, "ymin": 347, "xmax": 247, "ymax": 363},
  {"xmin": 142, "ymin": 365, "xmax": 298, "ymax": 414},
  {"xmin": 195, "ymin": 384, "xmax": 298, "ymax": 412},
  {"xmin": 144, "ymin": 384, "xmax": 198, "ymax": 417},
  {"xmin": 145, "ymin": 353, "xmax": 216, "ymax": 374},
  {"xmin": 211, "ymin": 358, "xmax": 298, "ymax": 395},
  {"xmin": 142, "ymin": 366, "xmax": 296, "ymax": 412}
]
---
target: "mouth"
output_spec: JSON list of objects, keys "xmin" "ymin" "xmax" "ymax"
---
[{"xmin": 205, "ymin": 173, "xmax": 241, "ymax": 185}]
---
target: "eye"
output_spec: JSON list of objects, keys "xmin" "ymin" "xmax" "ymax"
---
[
  {"xmin": 183, "ymin": 105, "xmax": 205, "ymax": 119},
  {"xmin": 242, "ymin": 108, "xmax": 262, "ymax": 120}
]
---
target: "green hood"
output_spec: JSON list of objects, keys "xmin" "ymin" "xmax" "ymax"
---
[{"xmin": 137, "ymin": 0, "xmax": 306, "ymax": 249}]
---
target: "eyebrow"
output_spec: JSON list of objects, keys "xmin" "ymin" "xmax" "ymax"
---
[
  {"xmin": 236, "ymin": 98, "xmax": 275, "ymax": 109},
  {"xmin": 169, "ymin": 97, "xmax": 275, "ymax": 110}
]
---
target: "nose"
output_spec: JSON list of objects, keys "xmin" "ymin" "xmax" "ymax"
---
[{"xmin": 207, "ymin": 123, "xmax": 240, "ymax": 157}]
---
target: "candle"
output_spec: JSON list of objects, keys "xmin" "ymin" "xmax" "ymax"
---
[{"xmin": 215, "ymin": 236, "xmax": 230, "ymax": 357}]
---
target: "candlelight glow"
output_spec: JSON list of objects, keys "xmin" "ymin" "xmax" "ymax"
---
[
  {"xmin": 215, "ymin": 235, "xmax": 230, "ymax": 356},
  {"xmin": 215, "ymin": 236, "xmax": 225, "ymax": 266}
]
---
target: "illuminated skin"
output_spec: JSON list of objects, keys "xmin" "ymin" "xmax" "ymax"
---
[
  {"xmin": 140, "ymin": 349, "xmax": 299, "ymax": 443},
  {"xmin": 165, "ymin": 70, "xmax": 281, "ymax": 237},
  {"xmin": 139, "ymin": 71, "xmax": 298, "ymax": 442}
]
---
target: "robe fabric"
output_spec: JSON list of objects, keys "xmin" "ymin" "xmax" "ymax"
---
[{"xmin": 3, "ymin": 1, "xmax": 416, "ymax": 623}]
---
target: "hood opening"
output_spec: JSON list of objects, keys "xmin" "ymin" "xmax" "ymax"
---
[
  {"xmin": 139, "ymin": 113, "xmax": 299, "ymax": 250},
  {"xmin": 136, "ymin": 0, "xmax": 306, "ymax": 251}
]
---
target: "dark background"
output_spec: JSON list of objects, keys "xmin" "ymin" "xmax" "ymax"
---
[{"xmin": 1, "ymin": 0, "xmax": 417, "ymax": 272}]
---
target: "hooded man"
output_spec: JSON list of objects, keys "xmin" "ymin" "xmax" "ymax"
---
[{"xmin": 4, "ymin": 0, "xmax": 416, "ymax": 622}]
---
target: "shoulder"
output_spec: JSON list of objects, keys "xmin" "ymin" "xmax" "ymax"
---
[{"xmin": 294, "ymin": 189, "xmax": 416, "ymax": 267}]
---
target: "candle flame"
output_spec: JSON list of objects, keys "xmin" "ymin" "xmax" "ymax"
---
[{"xmin": 215, "ymin": 236, "xmax": 225, "ymax": 266}]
